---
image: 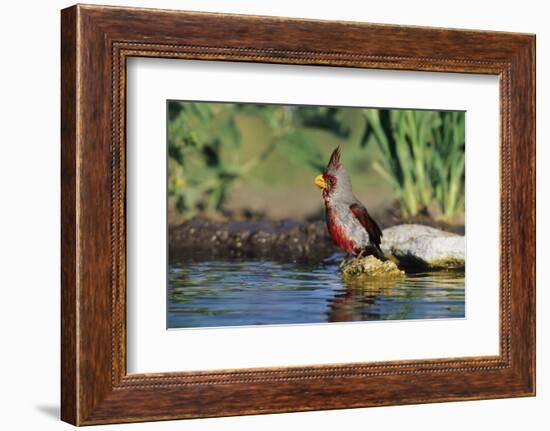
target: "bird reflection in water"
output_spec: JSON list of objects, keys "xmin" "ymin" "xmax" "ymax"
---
[{"xmin": 167, "ymin": 260, "xmax": 465, "ymax": 329}]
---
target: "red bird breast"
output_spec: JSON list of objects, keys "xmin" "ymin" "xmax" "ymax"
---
[{"xmin": 325, "ymin": 203, "xmax": 356, "ymax": 254}]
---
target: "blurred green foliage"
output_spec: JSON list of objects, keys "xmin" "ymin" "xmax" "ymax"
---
[
  {"xmin": 363, "ymin": 109, "xmax": 465, "ymax": 220},
  {"xmin": 168, "ymin": 102, "xmax": 337, "ymax": 218},
  {"xmin": 168, "ymin": 101, "xmax": 465, "ymax": 222}
]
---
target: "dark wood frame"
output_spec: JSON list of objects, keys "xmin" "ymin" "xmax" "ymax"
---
[{"xmin": 61, "ymin": 4, "xmax": 536, "ymax": 426}]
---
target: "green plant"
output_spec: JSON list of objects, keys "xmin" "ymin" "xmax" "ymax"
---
[
  {"xmin": 430, "ymin": 112, "xmax": 465, "ymax": 220},
  {"xmin": 168, "ymin": 102, "xmax": 269, "ymax": 218},
  {"xmin": 167, "ymin": 102, "xmax": 329, "ymax": 219},
  {"xmin": 241, "ymin": 104, "xmax": 339, "ymax": 172},
  {"xmin": 168, "ymin": 101, "xmax": 465, "ymax": 223},
  {"xmin": 363, "ymin": 109, "xmax": 465, "ymax": 221}
]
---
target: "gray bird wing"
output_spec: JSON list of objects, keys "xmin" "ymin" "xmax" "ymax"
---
[{"xmin": 349, "ymin": 203, "xmax": 383, "ymax": 249}]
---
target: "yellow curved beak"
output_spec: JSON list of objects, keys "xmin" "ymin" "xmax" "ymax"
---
[{"xmin": 314, "ymin": 174, "xmax": 327, "ymax": 189}]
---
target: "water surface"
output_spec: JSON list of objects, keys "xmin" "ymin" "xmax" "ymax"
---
[{"xmin": 167, "ymin": 256, "xmax": 465, "ymax": 329}]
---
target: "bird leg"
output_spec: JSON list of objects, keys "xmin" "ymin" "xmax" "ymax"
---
[
  {"xmin": 339, "ymin": 254, "xmax": 352, "ymax": 268},
  {"xmin": 356, "ymin": 249, "xmax": 366, "ymax": 259}
]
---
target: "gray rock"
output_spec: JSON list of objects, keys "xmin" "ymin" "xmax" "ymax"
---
[{"xmin": 381, "ymin": 224, "xmax": 465, "ymax": 269}]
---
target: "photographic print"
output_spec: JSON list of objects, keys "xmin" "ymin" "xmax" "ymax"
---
[
  {"xmin": 167, "ymin": 101, "xmax": 466, "ymax": 329},
  {"xmin": 60, "ymin": 7, "xmax": 536, "ymax": 423}
]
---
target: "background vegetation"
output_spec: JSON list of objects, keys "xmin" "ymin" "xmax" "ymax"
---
[{"xmin": 167, "ymin": 101, "xmax": 465, "ymax": 224}]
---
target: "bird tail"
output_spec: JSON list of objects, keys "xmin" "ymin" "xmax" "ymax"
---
[
  {"xmin": 359, "ymin": 245, "xmax": 385, "ymax": 260},
  {"xmin": 375, "ymin": 244, "xmax": 386, "ymax": 260}
]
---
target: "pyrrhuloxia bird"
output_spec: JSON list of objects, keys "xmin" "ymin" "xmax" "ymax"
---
[{"xmin": 314, "ymin": 147, "xmax": 384, "ymax": 259}]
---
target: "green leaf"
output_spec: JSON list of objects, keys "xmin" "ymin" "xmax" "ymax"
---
[{"xmin": 276, "ymin": 131, "xmax": 326, "ymax": 172}]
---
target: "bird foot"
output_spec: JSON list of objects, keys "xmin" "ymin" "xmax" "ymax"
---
[{"xmin": 339, "ymin": 254, "xmax": 357, "ymax": 268}]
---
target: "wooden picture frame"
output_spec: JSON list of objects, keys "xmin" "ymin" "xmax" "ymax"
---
[{"xmin": 61, "ymin": 4, "xmax": 535, "ymax": 425}]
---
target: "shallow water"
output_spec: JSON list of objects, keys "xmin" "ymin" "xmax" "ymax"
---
[{"xmin": 167, "ymin": 256, "xmax": 465, "ymax": 329}]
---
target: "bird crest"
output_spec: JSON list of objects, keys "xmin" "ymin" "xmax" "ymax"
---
[{"xmin": 326, "ymin": 146, "xmax": 341, "ymax": 173}]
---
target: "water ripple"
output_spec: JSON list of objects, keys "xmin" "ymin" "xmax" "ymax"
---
[{"xmin": 168, "ymin": 258, "xmax": 465, "ymax": 328}]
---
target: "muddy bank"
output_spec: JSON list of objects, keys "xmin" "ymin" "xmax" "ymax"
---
[
  {"xmin": 169, "ymin": 219, "xmax": 337, "ymax": 262},
  {"xmin": 169, "ymin": 218, "xmax": 466, "ymax": 266}
]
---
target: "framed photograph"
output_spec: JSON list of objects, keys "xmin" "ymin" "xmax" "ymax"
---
[{"xmin": 61, "ymin": 4, "xmax": 535, "ymax": 425}]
